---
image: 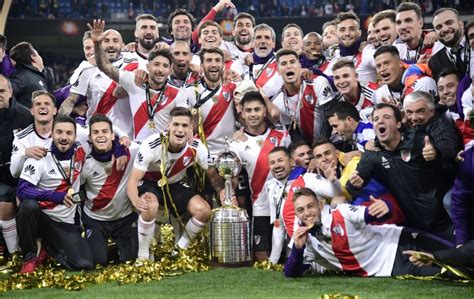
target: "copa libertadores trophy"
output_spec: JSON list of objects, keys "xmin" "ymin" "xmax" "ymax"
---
[{"xmin": 209, "ymin": 137, "xmax": 251, "ymax": 267}]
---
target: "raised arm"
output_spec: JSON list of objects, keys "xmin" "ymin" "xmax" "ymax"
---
[{"xmin": 89, "ymin": 19, "xmax": 120, "ymax": 82}]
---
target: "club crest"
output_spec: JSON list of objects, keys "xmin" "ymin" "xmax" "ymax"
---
[
  {"xmin": 332, "ymin": 224, "xmax": 344, "ymax": 236},
  {"xmin": 269, "ymin": 136, "xmax": 278, "ymax": 146},
  {"xmin": 74, "ymin": 161, "xmax": 82, "ymax": 172},
  {"xmin": 212, "ymin": 96, "xmax": 219, "ymax": 104},
  {"xmin": 160, "ymin": 95, "xmax": 168, "ymax": 105},
  {"xmin": 266, "ymin": 68, "xmax": 273, "ymax": 77},
  {"xmin": 183, "ymin": 156, "xmax": 191, "ymax": 166},
  {"xmin": 400, "ymin": 150, "xmax": 411, "ymax": 162},
  {"xmin": 104, "ymin": 165, "xmax": 113, "ymax": 175},
  {"xmin": 223, "ymin": 92, "xmax": 231, "ymax": 102},
  {"xmin": 305, "ymin": 94, "xmax": 314, "ymax": 105}
]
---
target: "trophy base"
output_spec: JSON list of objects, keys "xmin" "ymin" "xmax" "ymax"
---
[{"xmin": 210, "ymin": 259, "xmax": 252, "ymax": 268}]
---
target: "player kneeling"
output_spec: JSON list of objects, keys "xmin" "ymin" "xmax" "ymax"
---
[{"xmin": 127, "ymin": 107, "xmax": 225, "ymax": 260}]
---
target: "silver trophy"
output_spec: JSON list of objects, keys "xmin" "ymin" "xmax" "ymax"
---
[{"xmin": 209, "ymin": 137, "xmax": 251, "ymax": 266}]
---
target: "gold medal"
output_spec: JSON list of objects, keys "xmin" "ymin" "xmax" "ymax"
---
[
  {"xmin": 274, "ymin": 219, "xmax": 280, "ymax": 228},
  {"xmin": 67, "ymin": 188, "xmax": 74, "ymax": 197},
  {"xmin": 148, "ymin": 120, "xmax": 156, "ymax": 129},
  {"xmin": 158, "ymin": 176, "xmax": 168, "ymax": 187}
]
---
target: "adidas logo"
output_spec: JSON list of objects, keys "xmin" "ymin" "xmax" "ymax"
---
[
  {"xmin": 381, "ymin": 157, "xmax": 390, "ymax": 169},
  {"xmin": 24, "ymin": 164, "xmax": 36, "ymax": 175},
  {"xmin": 95, "ymin": 73, "xmax": 102, "ymax": 79},
  {"xmin": 244, "ymin": 145, "xmax": 251, "ymax": 151},
  {"xmin": 48, "ymin": 169, "xmax": 56, "ymax": 175},
  {"xmin": 92, "ymin": 171, "xmax": 100, "ymax": 177},
  {"xmin": 137, "ymin": 152, "xmax": 144, "ymax": 163},
  {"xmin": 12, "ymin": 144, "xmax": 19, "ymax": 152}
]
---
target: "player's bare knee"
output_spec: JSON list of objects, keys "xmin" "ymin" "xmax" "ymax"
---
[
  {"xmin": 189, "ymin": 196, "xmax": 211, "ymax": 222},
  {"xmin": 0, "ymin": 202, "xmax": 16, "ymax": 220}
]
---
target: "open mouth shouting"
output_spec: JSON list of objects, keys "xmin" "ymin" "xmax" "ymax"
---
[{"xmin": 285, "ymin": 70, "xmax": 296, "ymax": 81}]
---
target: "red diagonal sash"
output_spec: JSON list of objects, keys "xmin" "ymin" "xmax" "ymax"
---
[
  {"xmin": 166, "ymin": 147, "xmax": 196, "ymax": 178},
  {"xmin": 94, "ymin": 62, "xmax": 138, "ymax": 115},
  {"xmin": 299, "ymin": 83, "xmax": 317, "ymax": 142},
  {"xmin": 282, "ymin": 176, "xmax": 306, "ymax": 237},
  {"xmin": 255, "ymin": 60, "xmax": 277, "ymax": 88},
  {"xmin": 92, "ymin": 149, "xmax": 130, "ymax": 211},
  {"xmin": 202, "ymin": 83, "xmax": 235, "ymax": 138},
  {"xmin": 331, "ymin": 209, "xmax": 368, "ymax": 276},
  {"xmin": 250, "ymin": 129, "xmax": 284, "ymax": 202}
]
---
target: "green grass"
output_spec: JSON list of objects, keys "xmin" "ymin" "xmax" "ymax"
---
[{"xmin": 3, "ymin": 268, "xmax": 474, "ymax": 299}]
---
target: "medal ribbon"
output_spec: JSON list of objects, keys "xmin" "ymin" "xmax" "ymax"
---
[
  {"xmin": 249, "ymin": 57, "xmax": 274, "ymax": 83},
  {"xmin": 145, "ymin": 83, "xmax": 167, "ymax": 122},
  {"xmin": 51, "ymin": 148, "xmax": 76, "ymax": 187}
]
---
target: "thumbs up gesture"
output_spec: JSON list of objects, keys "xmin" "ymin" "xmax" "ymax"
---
[{"xmin": 422, "ymin": 136, "xmax": 437, "ymax": 161}]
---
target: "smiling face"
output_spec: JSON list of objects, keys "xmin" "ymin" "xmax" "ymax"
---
[
  {"xmin": 147, "ymin": 55, "xmax": 172, "ymax": 88},
  {"xmin": 433, "ymin": 10, "xmax": 463, "ymax": 47},
  {"xmin": 253, "ymin": 28, "xmax": 275, "ymax": 58},
  {"xmin": 31, "ymin": 94, "xmax": 57, "ymax": 125},
  {"xmin": 328, "ymin": 115, "xmax": 354, "ymax": 141},
  {"xmin": 396, "ymin": 10, "xmax": 423, "ymax": 43},
  {"xmin": 375, "ymin": 52, "xmax": 403, "ymax": 87},
  {"xmin": 268, "ymin": 150, "xmax": 292, "ymax": 180},
  {"xmin": 135, "ymin": 18, "xmax": 159, "ymax": 51},
  {"xmin": 282, "ymin": 26, "xmax": 303, "ymax": 53},
  {"xmin": 102, "ymin": 30, "xmax": 123, "ymax": 62},
  {"xmin": 294, "ymin": 194, "xmax": 321, "ymax": 228},
  {"xmin": 171, "ymin": 14, "xmax": 193, "ymax": 41},
  {"xmin": 90, "ymin": 121, "xmax": 114, "ymax": 153},
  {"xmin": 233, "ymin": 17, "xmax": 254, "ymax": 46},
  {"xmin": 303, "ymin": 33, "xmax": 323, "ymax": 60},
  {"xmin": 242, "ymin": 99, "xmax": 266, "ymax": 130},
  {"xmin": 374, "ymin": 18, "xmax": 397, "ymax": 46},
  {"xmin": 437, "ymin": 74, "xmax": 459, "ymax": 107},
  {"xmin": 277, "ymin": 53, "xmax": 301, "ymax": 85},
  {"xmin": 336, "ymin": 19, "xmax": 361, "ymax": 48},
  {"xmin": 199, "ymin": 24, "xmax": 222, "ymax": 49},
  {"xmin": 312, "ymin": 142, "xmax": 338, "ymax": 171},
  {"xmin": 201, "ymin": 52, "xmax": 224, "ymax": 83},
  {"xmin": 404, "ymin": 100, "xmax": 435, "ymax": 127},
  {"xmin": 333, "ymin": 65, "xmax": 358, "ymax": 96},
  {"xmin": 83, "ymin": 38, "xmax": 95, "ymax": 65},
  {"xmin": 52, "ymin": 121, "xmax": 76, "ymax": 153}
]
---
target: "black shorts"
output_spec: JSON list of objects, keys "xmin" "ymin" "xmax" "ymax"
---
[
  {"xmin": 0, "ymin": 183, "xmax": 16, "ymax": 203},
  {"xmin": 82, "ymin": 212, "xmax": 138, "ymax": 265},
  {"xmin": 138, "ymin": 180, "xmax": 199, "ymax": 217},
  {"xmin": 252, "ymin": 216, "xmax": 272, "ymax": 252}
]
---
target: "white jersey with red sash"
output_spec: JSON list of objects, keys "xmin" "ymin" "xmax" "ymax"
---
[
  {"xmin": 123, "ymin": 50, "xmax": 149, "ymax": 70},
  {"xmin": 282, "ymin": 173, "xmax": 343, "ymax": 238},
  {"xmin": 304, "ymin": 204, "xmax": 402, "ymax": 277},
  {"xmin": 272, "ymin": 76, "xmax": 335, "ymax": 142},
  {"xmin": 185, "ymin": 80, "xmax": 237, "ymax": 157},
  {"xmin": 80, "ymin": 144, "xmax": 138, "ymax": 221},
  {"xmin": 393, "ymin": 35, "xmax": 434, "ymax": 64},
  {"xmin": 19, "ymin": 144, "xmax": 86, "ymax": 224},
  {"xmin": 245, "ymin": 57, "xmax": 283, "ymax": 99},
  {"xmin": 230, "ymin": 128, "xmax": 291, "ymax": 216},
  {"xmin": 222, "ymin": 40, "xmax": 253, "ymax": 68},
  {"xmin": 133, "ymin": 134, "xmax": 210, "ymax": 184},
  {"xmin": 70, "ymin": 55, "xmax": 138, "ymax": 138},
  {"xmin": 324, "ymin": 50, "xmax": 363, "ymax": 76},
  {"xmin": 168, "ymin": 71, "xmax": 201, "ymax": 88},
  {"xmin": 334, "ymin": 82, "xmax": 377, "ymax": 121},
  {"xmin": 119, "ymin": 71, "xmax": 189, "ymax": 141},
  {"xmin": 373, "ymin": 76, "xmax": 437, "ymax": 108},
  {"xmin": 191, "ymin": 54, "xmax": 244, "ymax": 78}
]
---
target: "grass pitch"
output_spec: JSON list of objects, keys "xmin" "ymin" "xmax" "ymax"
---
[{"xmin": 4, "ymin": 267, "xmax": 474, "ymax": 298}]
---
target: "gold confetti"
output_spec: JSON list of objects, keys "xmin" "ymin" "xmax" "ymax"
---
[
  {"xmin": 0, "ymin": 224, "xmax": 210, "ymax": 292},
  {"xmin": 320, "ymin": 293, "xmax": 361, "ymax": 299},
  {"xmin": 253, "ymin": 260, "xmax": 283, "ymax": 272}
]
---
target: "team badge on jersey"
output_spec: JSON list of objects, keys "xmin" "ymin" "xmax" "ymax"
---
[
  {"xmin": 74, "ymin": 161, "xmax": 82, "ymax": 172},
  {"xmin": 305, "ymin": 94, "xmax": 314, "ymax": 105},
  {"xmin": 332, "ymin": 224, "xmax": 344, "ymax": 236},
  {"xmin": 400, "ymin": 150, "xmax": 411, "ymax": 162},
  {"xmin": 104, "ymin": 164, "xmax": 113, "ymax": 175},
  {"xmin": 256, "ymin": 139, "xmax": 264, "ymax": 147},
  {"xmin": 269, "ymin": 137, "xmax": 277, "ymax": 146},
  {"xmin": 223, "ymin": 92, "xmax": 231, "ymax": 102},
  {"xmin": 161, "ymin": 95, "xmax": 169, "ymax": 105},
  {"xmin": 212, "ymin": 96, "xmax": 219, "ymax": 104},
  {"xmin": 266, "ymin": 68, "xmax": 273, "ymax": 77},
  {"xmin": 183, "ymin": 156, "xmax": 191, "ymax": 167}
]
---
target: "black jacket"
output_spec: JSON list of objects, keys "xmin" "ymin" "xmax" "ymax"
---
[
  {"xmin": 434, "ymin": 240, "xmax": 474, "ymax": 270},
  {"xmin": 9, "ymin": 63, "xmax": 54, "ymax": 108},
  {"xmin": 0, "ymin": 97, "xmax": 33, "ymax": 186},
  {"xmin": 428, "ymin": 46, "xmax": 468, "ymax": 82},
  {"xmin": 346, "ymin": 129, "xmax": 451, "ymax": 232}
]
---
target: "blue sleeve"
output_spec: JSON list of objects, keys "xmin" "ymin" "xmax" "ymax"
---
[
  {"xmin": 113, "ymin": 137, "xmax": 127, "ymax": 158},
  {"xmin": 17, "ymin": 179, "xmax": 65, "ymax": 204},
  {"xmin": 284, "ymin": 245, "xmax": 310, "ymax": 278},
  {"xmin": 363, "ymin": 199, "xmax": 393, "ymax": 224}
]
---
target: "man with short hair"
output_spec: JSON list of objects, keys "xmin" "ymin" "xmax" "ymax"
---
[
  {"xmin": 299, "ymin": 32, "xmax": 330, "ymax": 74},
  {"xmin": 273, "ymin": 48, "xmax": 335, "ymax": 144},
  {"xmin": 429, "ymin": 8, "xmax": 467, "ymax": 81},
  {"xmin": 221, "ymin": 12, "xmax": 255, "ymax": 65},
  {"xmin": 9, "ymin": 42, "xmax": 53, "ymax": 108},
  {"xmin": 437, "ymin": 70, "xmax": 461, "ymax": 121},
  {"xmin": 80, "ymin": 114, "xmax": 138, "ymax": 265},
  {"xmin": 127, "ymin": 107, "xmax": 225, "ymax": 259},
  {"xmin": 90, "ymin": 20, "xmax": 189, "ymax": 141},
  {"xmin": 60, "ymin": 27, "xmax": 137, "ymax": 138},
  {"xmin": 16, "ymin": 115, "xmax": 94, "ymax": 273},
  {"xmin": 289, "ymin": 140, "xmax": 312, "ymax": 169},
  {"xmin": 0, "ymin": 75, "xmax": 31, "ymax": 257},
  {"xmin": 328, "ymin": 101, "xmax": 375, "ymax": 152},
  {"xmin": 245, "ymin": 24, "xmax": 283, "ymax": 99},
  {"xmin": 322, "ymin": 21, "xmax": 338, "ymax": 59},
  {"xmin": 284, "ymin": 188, "xmax": 446, "ymax": 277},
  {"xmin": 346, "ymin": 104, "xmax": 454, "ymax": 238},
  {"xmin": 331, "ymin": 59, "xmax": 376, "ymax": 119},
  {"xmin": 132, "ymin": 14, "xmax": 162, "ymax": 66},
  {"xmin": 394, "ymin": 2, "xmax": 434, "ymax": 64},
  {"xmin": 281, "ymin": 24, "xmax": 304, "ymax": 55},
  {"xmin": 373, "ymin": 45, "xmax": 437, "ymax": 108},
  {"xmin": 230, "ymin": 91, "xmax": 291, "ymax": 261},
  {"xmin": 372, "ymin": 10, "xmax": 398, "ymax": 47}
]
